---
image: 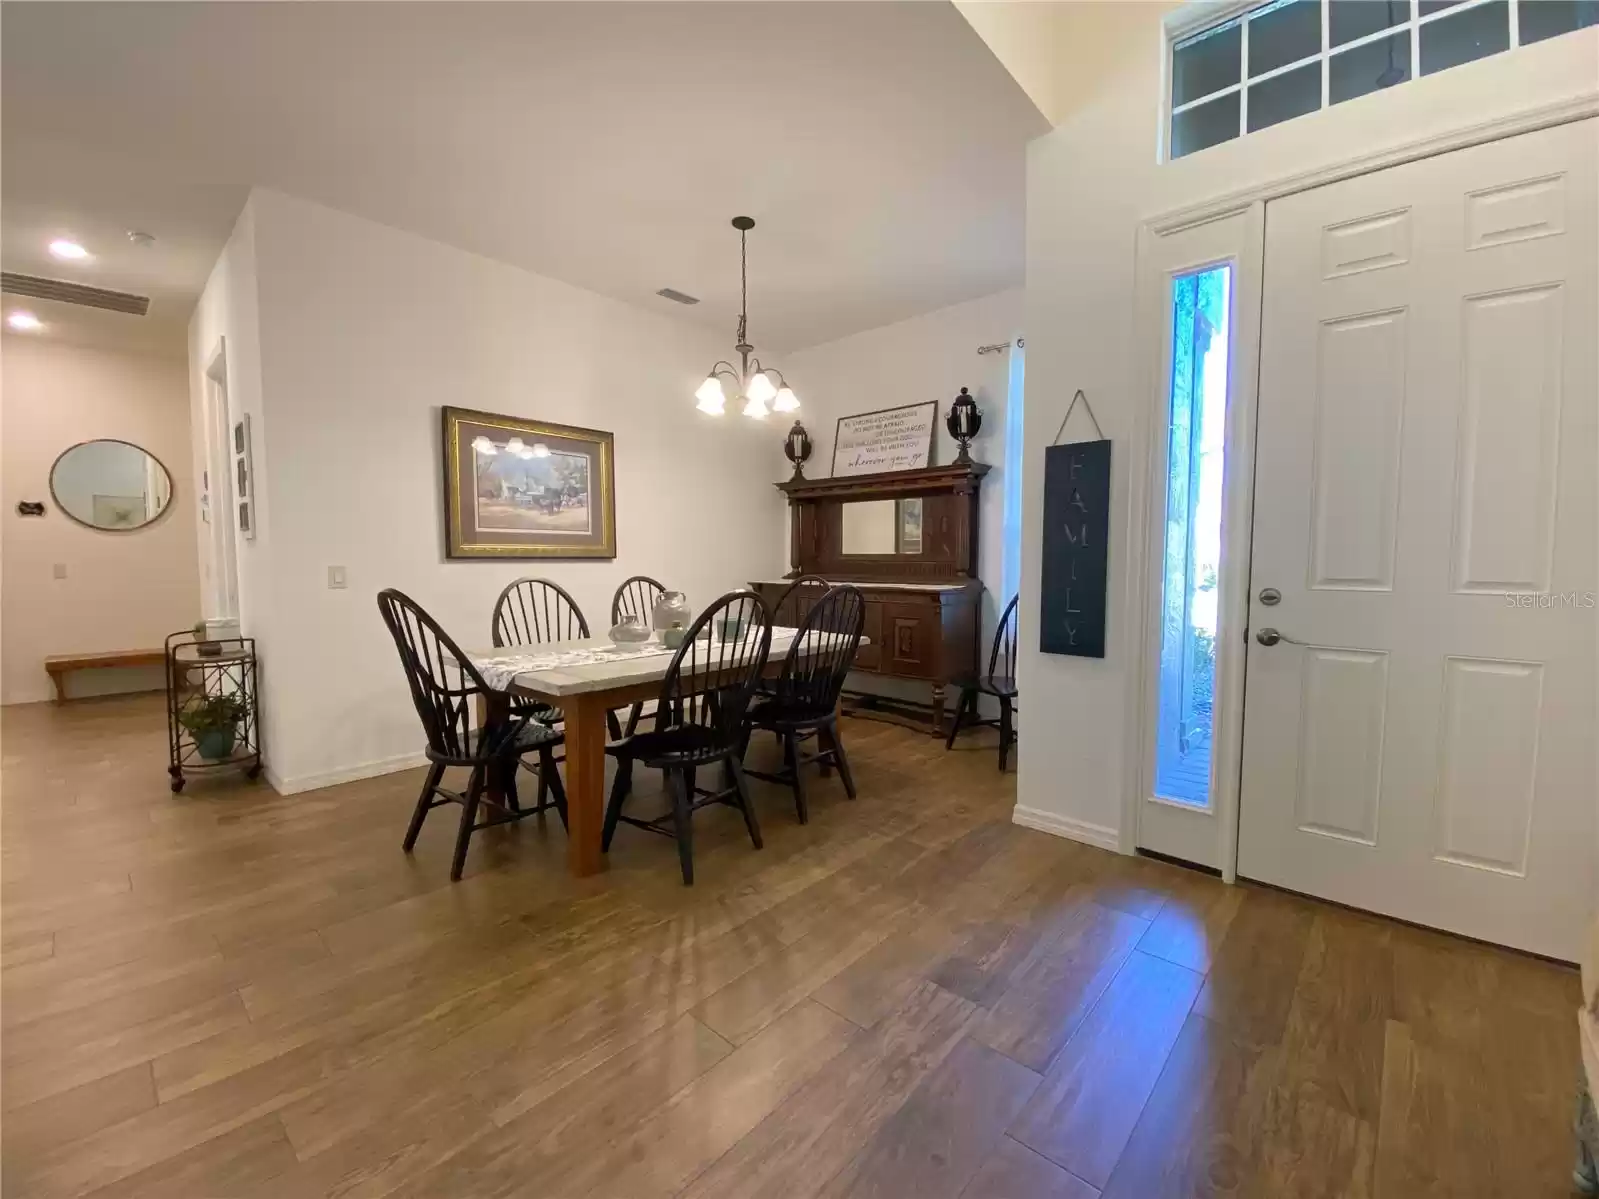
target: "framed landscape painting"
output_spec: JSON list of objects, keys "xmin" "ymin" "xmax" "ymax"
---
[{"xmin": 441, "ymin": 406, "xmax": 616, "ymax": 559}]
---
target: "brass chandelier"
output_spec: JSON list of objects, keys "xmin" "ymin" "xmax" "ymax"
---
[{"xmin": 694, "ymin": 217, "xmax": 799, "ymax": 418}]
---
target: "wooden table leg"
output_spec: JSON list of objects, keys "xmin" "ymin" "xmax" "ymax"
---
[
  {"xmin": 479, "ymin": 692, "xmax": 510, "ymax": 806},
  {"xmin": 561, "ymin": 691, "xmax": 608, "ymax": 877}
]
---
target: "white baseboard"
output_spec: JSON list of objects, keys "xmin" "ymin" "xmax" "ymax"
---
[
  {"xmin": 267, "ymin": 749, "xmax": 429, "ymax": 796},
  {"xmin": 1011, "ymin": 804, "xmax": 1122, "ymax": 853}
]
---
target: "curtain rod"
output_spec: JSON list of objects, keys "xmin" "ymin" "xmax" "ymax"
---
[{"xmin": 976, "ymin": 338, "xmax": 1024, "ymax": 355}]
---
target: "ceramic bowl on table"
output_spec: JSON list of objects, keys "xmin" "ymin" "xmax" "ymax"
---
[{"xmin": 609, "ymin": 616, "xmax": 650, "ymax": 645}]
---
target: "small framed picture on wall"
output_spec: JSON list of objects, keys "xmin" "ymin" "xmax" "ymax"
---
[{"xmin": 232, "ymin": 415, "xmax": 255, "ymax": 541}]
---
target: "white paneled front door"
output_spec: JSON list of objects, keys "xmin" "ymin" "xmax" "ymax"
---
[{"xmin": 1237, "ymin": 120, "xmax": 1597, "ymax": 961}]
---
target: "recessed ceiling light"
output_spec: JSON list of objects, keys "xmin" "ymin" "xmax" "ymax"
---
[
  {"xmin": 48, "ymin": 239, "xmax": 91, "ymax": 261},
  {"xmin": 7, "ymin": 311, "xmax": 44, "ymax": 332}
]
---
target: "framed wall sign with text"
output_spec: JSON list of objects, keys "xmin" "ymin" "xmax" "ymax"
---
[{"xmin": 831, "ymin": 401, "xmax": 937, "ymax": 476}]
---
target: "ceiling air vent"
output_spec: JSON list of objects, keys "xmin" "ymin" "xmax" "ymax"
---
[
  {"xmin": 655, "ymin": 287, "xmax": 700, "ymax": 305},
  {"xmin": 0, "ymin": 273, "xmax": 150, "ymax": 316}
]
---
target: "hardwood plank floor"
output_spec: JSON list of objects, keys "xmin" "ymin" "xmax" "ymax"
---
[{"xmin": 0, "ymin": 694, "xmax": 1582, "ymax": 1198}]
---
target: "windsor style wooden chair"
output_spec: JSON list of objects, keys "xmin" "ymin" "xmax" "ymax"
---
[
  {"xmin": 944, "ymin": 593, "xmax": 1019, "ymax": 771},
  {"xmin": 601, "ymin": 590, "xmax": 770, "ymax": 885},
  {"xmin": 378, "ymin": 588, "xmax": 566, "ymax": 880}
]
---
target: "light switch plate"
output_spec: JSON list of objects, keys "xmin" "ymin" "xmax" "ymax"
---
[
  {"xmin": 328, "ymin": 565, "xmax": 347, "ymax": 590},
  {"xmin": 52, "ymin": 563, "xmax": 67, "ymax": 580}
]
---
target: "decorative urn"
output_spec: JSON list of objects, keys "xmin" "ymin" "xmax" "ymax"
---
[
  {"xmin": 946, "ymin": 387, "xmax": 983, "ymax": 465},
  {"xmin": 651, "ymin": 590, "xmax": 692, "ymax": 636},
  {"xmin": 783, "ymin": 420, "xmax": 813, "ymax": 481}
]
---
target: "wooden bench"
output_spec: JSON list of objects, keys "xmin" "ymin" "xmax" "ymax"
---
[{"xmin": 44, "ymin": 650, "xmax": 165, "ymax": 703}]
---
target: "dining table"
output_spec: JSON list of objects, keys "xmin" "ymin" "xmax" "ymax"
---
[{"xmin": 468, "ymin": 627, "xmax": 863, "ymax": 878}]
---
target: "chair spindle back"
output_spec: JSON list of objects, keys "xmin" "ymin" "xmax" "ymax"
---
[
  {"xmin": 988, "ymin": 594, "xmax": 1019, "ymax": 684},
  {"xmin": 654, "ymin": 591, "xmax": 771, "ymax": 742},
  {"xmin": 377, "ymin": 588, "xmax": 492, "ymax": 761},
  {"xmin": 492, "ymin": 577, "xmax": 590, "ymax": 648},
  {"xmin": 774, "ymin": 585, "xmax": 866, "ymax": 715},
  {"xmin": 770, "ymin": 574, "xmax": 830, "ymax": 629},
  {"xmin": 612, "ymin": 575, "xmax": 666, "ymax": 627}
]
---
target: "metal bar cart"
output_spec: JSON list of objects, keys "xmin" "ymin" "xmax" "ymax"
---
[{"xmin": 165, "ymin": 628, "xmax": 262, "ymax": 792}]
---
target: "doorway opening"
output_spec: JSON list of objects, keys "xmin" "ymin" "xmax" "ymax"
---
[{"xmin": 204, "ymin": 341, "xmax": 240, "ymax": 622}]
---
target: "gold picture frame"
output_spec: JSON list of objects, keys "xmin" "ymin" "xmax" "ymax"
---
[{"xmin": 442, "ymin": 406, "xmax": 616, "ymax": 559}]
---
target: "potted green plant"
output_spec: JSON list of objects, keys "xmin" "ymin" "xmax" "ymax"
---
[
  {"xmin": 192, "ymin": 620, "xmax": 222, "ymax": 659},
  {"xmin": 180, "ymin": 692, "xmax": 247, "ymax": 761}
]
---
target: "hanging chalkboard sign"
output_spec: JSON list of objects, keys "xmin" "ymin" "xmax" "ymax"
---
[{"xmin": 1040, "ymin": 392, "xmax": 1110, "ymax": 658}]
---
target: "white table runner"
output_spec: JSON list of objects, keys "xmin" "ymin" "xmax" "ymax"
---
[
  {"xmin": 471, "ymin": 641, "xmax": 678, "ymax": 693},
  {"xmin": 467, "ymin": 628, "xmax": 807, "ymax": 695}
]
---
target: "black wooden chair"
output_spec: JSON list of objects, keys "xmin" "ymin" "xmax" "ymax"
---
[
  {"xmin": 490, "ymin": 577, "xmax": 589, "ymax": 805},
  {"xmin": 491, "ymin": 577, "xmax": 591, "ymax": 723},
  {"xmin": 756, "ymin": 574, "xmax": 830, "ymax": 699},
  {"xmin": 602, "ymin": 590, "xmax": 770, "ymax": 885},
  {"xmin": 611, "ymin": 574, "xmax": 666, "ymax": 738},
  {"xmin": 612, "ymin": 574, "xmax": 666, "ymax": 630},
  {"xmin": 492, "ymin": 576, "xmax": 590, "ymax": 649},
  {"xmin": 378, "ymin": 588, "xmax": 566, "ymax": 881},
  {"xmin": 769, "ymin": 574, "xmax": 831, "ymax": 628},
  {"xmin": 742, "ymin": 585, "xmax": 865, "ymax": 824},
  {"xmin": 945, "ymin": 593, "xmax": 1019, "ymax": 771}
]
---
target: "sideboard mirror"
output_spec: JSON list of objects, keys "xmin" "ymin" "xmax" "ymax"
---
[
  {"xmin": 840, "ymin": 498, "xmax": 923, "ymax": 556},
  {"xmin": 50, "ymin": 439, "xmax": 173, "ymax": 531}
]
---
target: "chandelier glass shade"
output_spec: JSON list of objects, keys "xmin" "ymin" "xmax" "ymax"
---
[{"xmin": 695, "ymin": 217, "xmax": 799, "ymax": 419}]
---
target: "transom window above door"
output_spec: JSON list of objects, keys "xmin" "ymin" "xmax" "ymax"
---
[{"xmin": 1169, "ymin": 0, "xmax": 1599, "ymax": 159}]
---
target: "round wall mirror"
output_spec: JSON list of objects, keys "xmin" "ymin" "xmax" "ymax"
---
[{"xmin": 49, "ymin": 439, "xmax": 173, "ymax": 531}]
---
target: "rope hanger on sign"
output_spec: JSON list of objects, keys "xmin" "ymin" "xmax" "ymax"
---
[{"xmin": 1052, "ymin": 389, "xmax": 1105, "ymax": 445}]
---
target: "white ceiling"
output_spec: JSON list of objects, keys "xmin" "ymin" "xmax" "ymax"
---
[
  {"xmin": 2, "ymin": 135, "xmax": 247, "ymax": 354},
  {"xmin": 1, "ymin": 2, "xmax": 1046, "ymax": 355}
]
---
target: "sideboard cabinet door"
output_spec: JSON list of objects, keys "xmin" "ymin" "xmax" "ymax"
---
[
  {"xmin": 854, "ymin": 600, "xmax": 884, "ymax": 672},
  {"xmin": 880, "ymin": 601, "xmax": 938, "ymax": 680}
]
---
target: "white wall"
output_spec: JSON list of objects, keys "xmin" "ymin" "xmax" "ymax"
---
[
  {"xmin": 188, "ymin": 196, "xmax": 269, "ymax": 642},
  {"xmin": 1019, "ymin": 8, "xmax": 1599, "ymax": 845},
  {"xmin": 1, "ymin": 336, "xmax": 200, "ymax": 703},
  {"xmin": 197, "ymin": 188, "xmax": 787, "ymax": 791},
  {"xmin": 784, "ymin": 287, "xmax": 1023, "ymax": 636},
  {"xmin": 956, "ymin": 1, "xmax": 1155, "ymax": 129}
]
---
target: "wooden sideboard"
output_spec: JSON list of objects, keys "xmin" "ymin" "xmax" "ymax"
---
[{"xmin": 753, "ymin": 462, "xmax": 989, "ymax": 736}]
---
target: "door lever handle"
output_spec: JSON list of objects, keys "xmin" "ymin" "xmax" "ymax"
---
[{"xmin": 1254, "ymin": 627, "xmax": 1308, "ymax": 647}]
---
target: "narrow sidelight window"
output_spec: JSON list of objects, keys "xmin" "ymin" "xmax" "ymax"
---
[{"xmin": 1154, "ymin": 265, "xmax": 1232, "ymax": 807}]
